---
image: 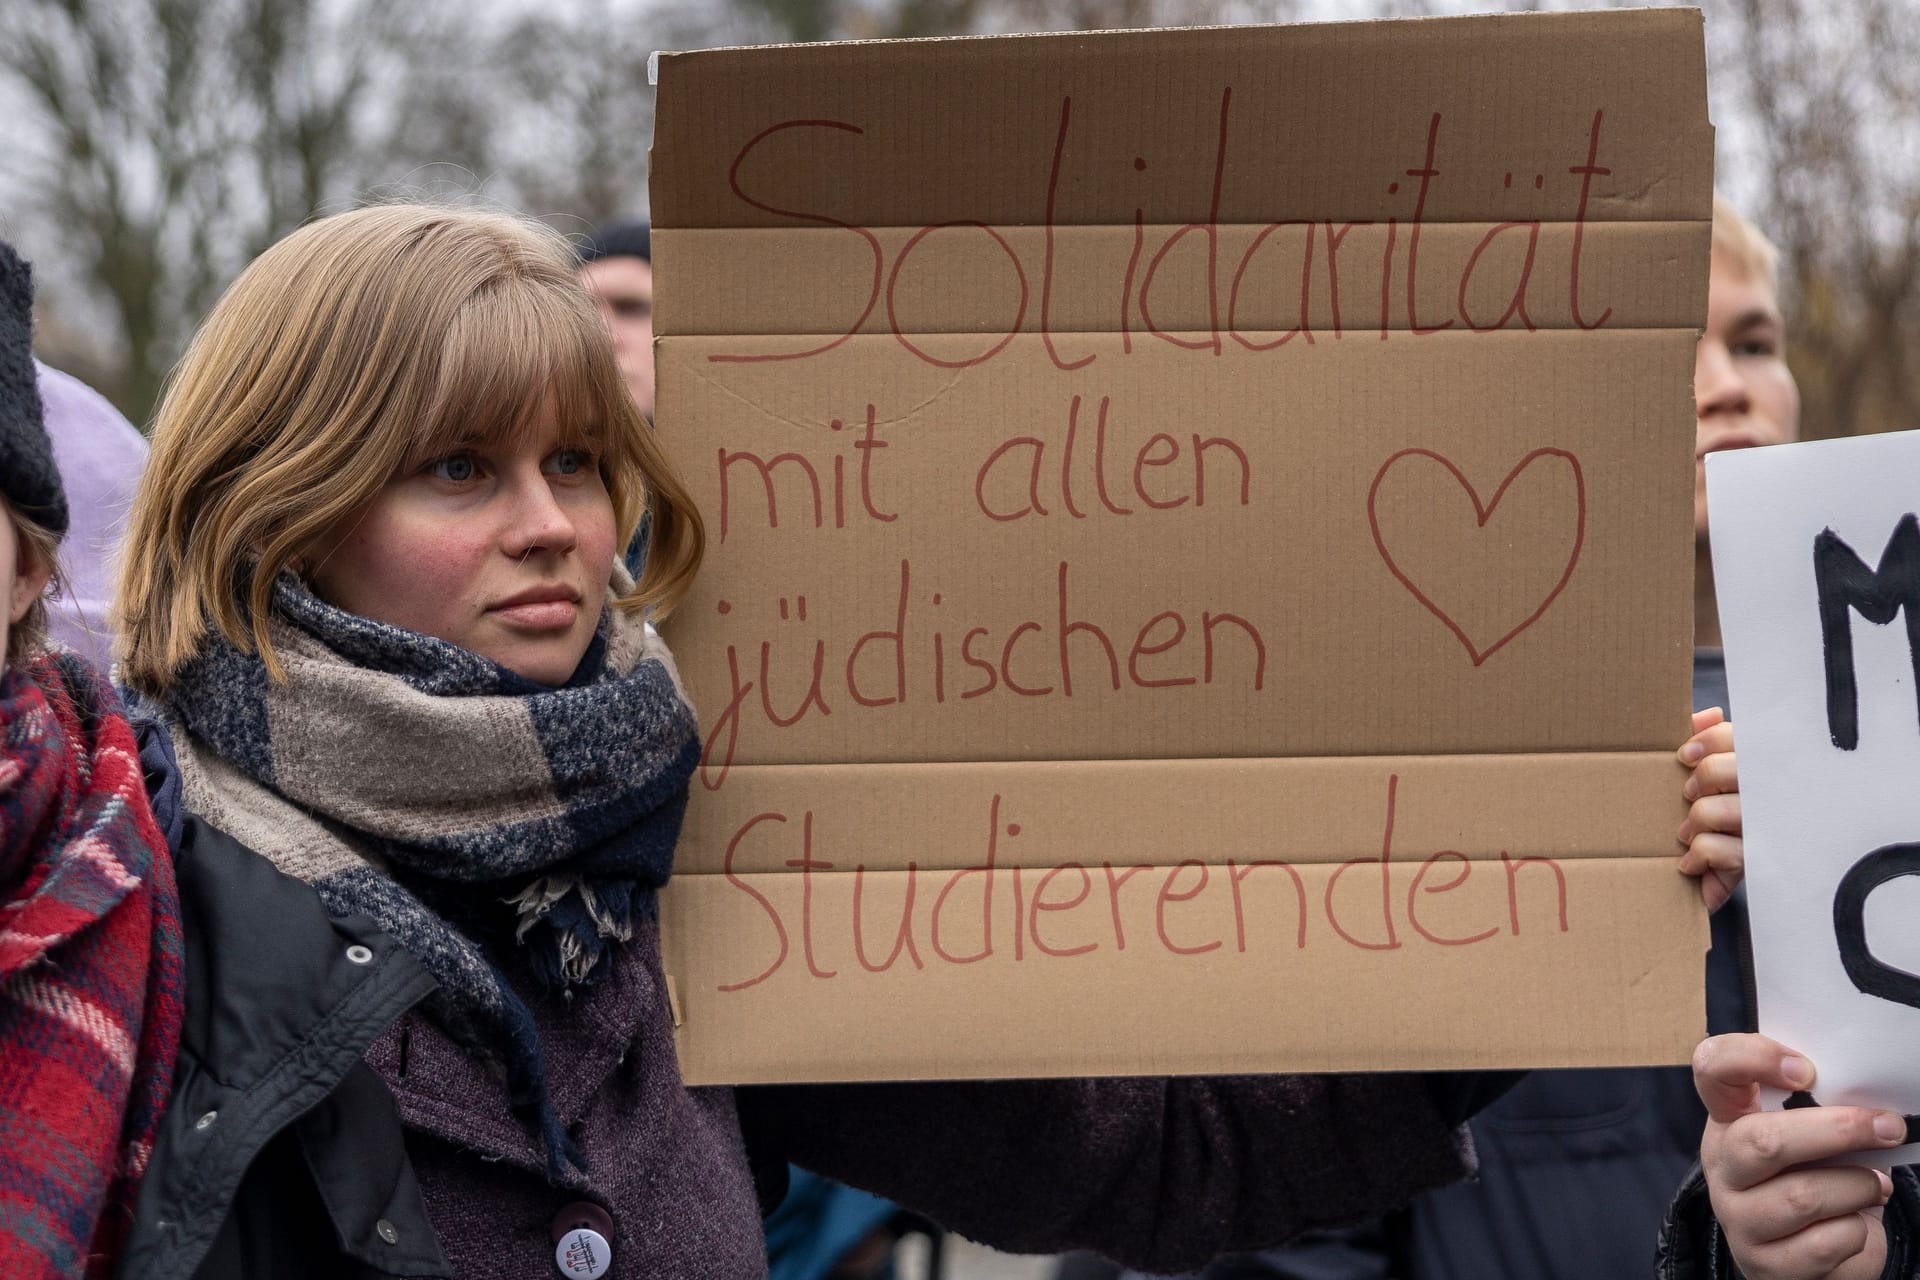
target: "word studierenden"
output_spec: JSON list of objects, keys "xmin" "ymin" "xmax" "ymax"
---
[
  {"xmin": 712, "ymin": 776, "xmax": 1572, "ymax": 993},
  {"xmin": 711, "ymin": 101, "xmax": 1621, "ymax": 369}
]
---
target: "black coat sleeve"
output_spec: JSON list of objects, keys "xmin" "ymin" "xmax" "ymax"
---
[
  {"xmin": 1657, "ymin": 1162, "xmax": 1920, "ymax": 1280},
  {"xmin": 739, "ymin": 1071, "xmax": 1471, "ymax": 1275}
]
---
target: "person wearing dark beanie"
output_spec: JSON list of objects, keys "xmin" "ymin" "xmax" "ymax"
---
[
  {"xmin": 578, "ymin": 217, "xmax": 657, "ymax": 417},
  {"xmin": 0, "ymin": 233, "xmax": 184, "ymax": 1280},
  {"xmin": 580, "ymin": 217, "xmax": 650, "ymax": 266},
  {"xmin": 0, "ymin": 241, "xmax": 69, "ymax": 543},
  {"xmin": 0, "ymin": 240, "xmax": 67, "ymax": 671}
]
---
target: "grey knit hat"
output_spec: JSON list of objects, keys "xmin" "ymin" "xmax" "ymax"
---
[{"xmin": 0, "ymin": 240, "xmax": 66, "ymax": 538}]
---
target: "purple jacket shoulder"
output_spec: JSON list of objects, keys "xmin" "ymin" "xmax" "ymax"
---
[{"xmin": 37, "ymin": 361, "xmax": 147, "ymax": 673}]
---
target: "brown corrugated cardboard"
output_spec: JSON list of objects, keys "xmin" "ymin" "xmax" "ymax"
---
[{"xmin": 649, "ymin": 10, "xmax": 1712, "ymax": 1085}]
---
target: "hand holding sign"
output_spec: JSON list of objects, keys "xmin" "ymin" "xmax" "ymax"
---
[
  {"xmin": 1678, "ymin": 708, "xmax": 1744, "ymax": 913},
  {"xmin": 1693, "ymin": 1034, "xmax": 1897, "ymax": 1280}
]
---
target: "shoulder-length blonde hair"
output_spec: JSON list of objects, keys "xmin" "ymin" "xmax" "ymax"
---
[{"xmin": 116, "ymin": 204, "xmax": 704, "ymax": 695}]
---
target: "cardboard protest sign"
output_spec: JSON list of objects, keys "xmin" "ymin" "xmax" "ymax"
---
[
  {"xmin": 1709, "ymin": 434, "xmax": 1920, "ymax": 1163},
  {"xmin": 649, "ymin": 10, "xmax": 1713, "ymax": 1085}
]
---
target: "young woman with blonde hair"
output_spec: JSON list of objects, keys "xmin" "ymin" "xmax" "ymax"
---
[{"xmin": 107, "ymin": 203, "xmax": 1741, "ymax": 1279}]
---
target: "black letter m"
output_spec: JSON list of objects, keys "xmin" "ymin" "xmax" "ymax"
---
[{"xmin": 1814, "ymin": 514, "xmax": 1920, "ymax": 750}]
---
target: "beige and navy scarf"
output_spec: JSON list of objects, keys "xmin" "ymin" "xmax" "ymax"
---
[{"xmin": 153, "ymin": 574, "xmax": 699, "ymax": 1179}]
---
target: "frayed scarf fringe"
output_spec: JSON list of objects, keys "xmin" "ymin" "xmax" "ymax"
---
[{"xmin": 510, "ymin": 876, "xmax": 639, "ymax": 991}]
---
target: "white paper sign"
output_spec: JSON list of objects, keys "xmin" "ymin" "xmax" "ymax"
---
[{"xmin": 1710, "ymin": 431, "xmax": 1920, "ymax": 1160}]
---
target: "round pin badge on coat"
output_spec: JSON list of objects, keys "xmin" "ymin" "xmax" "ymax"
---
[{"xmin": 551, "ymin": 1202, "xmax": 615, "ymax": 1277}]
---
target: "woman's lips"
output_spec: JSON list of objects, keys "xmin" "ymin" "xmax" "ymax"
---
[{"xmin": 489, "ymin": 599, "xmax": 580, "ymax": 630}]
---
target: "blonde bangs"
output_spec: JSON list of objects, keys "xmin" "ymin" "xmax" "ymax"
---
[{"xmin": 417, "ymin": 279, "xmax": 617, "ymax": 463}]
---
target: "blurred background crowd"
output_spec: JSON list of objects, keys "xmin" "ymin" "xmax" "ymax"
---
[{"xmin": 2, "ymin": 0, "xmax": 1917, "ymax": 447}]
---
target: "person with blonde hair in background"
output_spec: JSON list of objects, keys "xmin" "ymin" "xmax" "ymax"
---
[{"xmin": 1655, "ymin": 205, "xmax": 1920, "ymax": 1280}]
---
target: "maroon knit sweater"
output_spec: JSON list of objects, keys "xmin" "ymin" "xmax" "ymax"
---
[{"xmin": 365, "ymin": 915, "xmax": 1470, "ymax": 1279}]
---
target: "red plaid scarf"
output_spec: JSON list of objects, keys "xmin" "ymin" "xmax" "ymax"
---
[{"xmin": 0, "ymin": 653, "xmax": 184, "ymax": 1279}]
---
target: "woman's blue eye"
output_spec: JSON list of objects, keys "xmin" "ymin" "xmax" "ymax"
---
[
  {"xmin": 429, "ymin": 454, "xmax": 478, "ymax": 482},
  {"xmin": 546, "ymin": 449, "xmax": 592, "ymax": 476}
]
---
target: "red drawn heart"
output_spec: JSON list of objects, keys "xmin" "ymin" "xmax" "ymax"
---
[{"xmin": 1367, "ymin": 447, "xmax": 1586, "ymax": 666}]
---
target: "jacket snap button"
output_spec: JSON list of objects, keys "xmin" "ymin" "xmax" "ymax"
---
[
  {"xmin": 346, "ymin": 944, "xmax": 374, "ymax": 965},
  {"xmin": 194, "ymin": 1110, "xmax": 218, "ymax": 1131},
  {"xmin": 551, "ymin": 1201, "xmax": 614, "ymax": 1277},
  {"xmin": 376, "ymin": 1219, "xmax": 399, "ymax": 1245}
]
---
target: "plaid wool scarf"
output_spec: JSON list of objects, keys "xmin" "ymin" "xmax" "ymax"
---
[
  {"xmin": 1, "ymin": 652, "xmax": 184, "ymax": 1280},
  {"xmin": 155, "ymin": 575, "xmax": 700, "ymax": 1180}
]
